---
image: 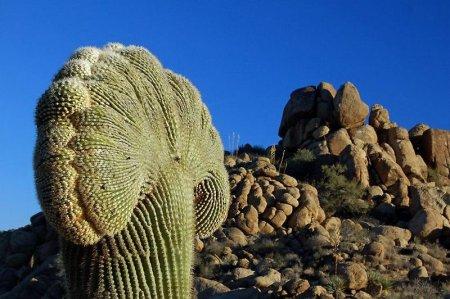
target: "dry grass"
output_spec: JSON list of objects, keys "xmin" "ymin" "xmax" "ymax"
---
[
  {"xmin": 425, "ymin": 241, "xmax": 448, "ymax": 260},
  {"xmin": 367, "ymin": 270, "xmax": 394, "ymax": 290},
  {"xmin": 281, "ymin": 263, "xmax": 304, "ymax": 284},
  {"xmin": 326, "ymin": 275, "xmax": 345, "ymax": 294},
  {"xmin": 390, "ymin": 279, "xmax": 440, "ymax": 299}
]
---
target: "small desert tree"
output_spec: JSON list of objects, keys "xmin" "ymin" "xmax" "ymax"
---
[{"xmin": 316, "ymin": 164, "xmax": 368, "ymax": 217}]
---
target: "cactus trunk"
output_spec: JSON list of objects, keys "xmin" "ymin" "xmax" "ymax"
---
[
  {"xmin": 34, "ymin": 44, "xmax": 230, "ymax": 298},
  {"xmin": 61, "ymin": 171, "xmax": 195, "ymax": 298}
]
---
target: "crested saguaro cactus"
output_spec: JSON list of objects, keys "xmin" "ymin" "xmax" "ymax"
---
[{"xmin": 34, "ymin": 43, "xmax": 230, "ymax": 298}]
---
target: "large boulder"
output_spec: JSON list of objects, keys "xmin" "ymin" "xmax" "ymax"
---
[
  {"xmin": 340, "ymin": 144, "xmax": 370, "ymax": 187},
  {"xmin": 284, "ymin": 278, "xmax": 310, "ymax": 297},
  {"xmin": 287, "ymin": 207, "xmax": 314, "ymax": 229},
  {"xmin": 408, "ymin": 266, "xmax": 429, "ymax": 280},
  {"xmin": 333, "ymin": 82, "xmax": 369, "ymax": 129},
  {"xmin": 232, "ymin": 268, "xmax": 255, "ymax": 281},
  {"xmin": 419, "ymin": 252, "xmax": 446, "ymax": 274},
  {"xmin": 262, "ymin": 208, "xmax": 287, "ymax": 229},
  {"xmin": 306, "ymin": 140, "xmax": 329, "ymax": 156},
  {"xmin": 298, "ymin": 223, "xmax": 333, "ymax": 249},
  {"xmin": 253, "ymin": 268, "xmax": 281, "ymax": 288},
  {"xmin": 380, "ymin": 142, "xmax": 396, "ymax": 162},
  {"xmin": 387, "ymin": 126, "xmax": 427, "ymax": 183},
  {"xmin": 409, "ymin": 123, "xmax": 430, "ymax": 152},
  {"xmin": 195, "ymin": 278, "xmax": 231, "ymax": 299},
  {"xmin": 282, "ymin": 120, "xmax": 306, "ymax": 149},
  {"xmin": 316, "ymin": 82, "xmax": 336, "ymax": 122},
  {"xmin": 287, "ymin": 184, "xmax": 325, "ymax": 229},
  {"xmin": 279, "ymin": 86, "xmax": 317, "ymax": 138},
  {"xmin": 236, "ymin": 206, "xmax": 259, "ymax": 235},
  {"xmin": 327, "ymin": 128, "xmax": 353, "ymax": 156},
  {"xmin": 421, "ymin": 129, "xmax": 450, "ymax": 180},
  {"xmin": 349, "ymin": 124, "xmax": 378, "ymax": 145},
  {"xmin": 372, "ymin": 225, "xmax": 412, "ymax": 243},
  {"xmin": 337, "ymin": 262, "xmax": 368, "ymax": 290},
  {"xmin": 277, "ymin": 174, "xmax": 298, "ymax": 187},
  {"xmin": 367, "ymin": 144, "xmax": 412, "ymax": 206},
  {"xmin": 408, "ymin": 208, "xmax": 444, "ymax": 238},
  {"xmin": 363, "ymin": 241, "xmax": 385, "ymax": 260},
  {"xmin": 248, "ymin": 195, "xmax": 267, "ymax": 214},
  {"xmin": 312, "ymin": 125, "xmax": 330, "ymax": 140},
  {"xmin": 409, "ymin": 185, "xmax": 447, "ymax": 215},
  {"xmin": 233, "ymin": 174, "xmax": 254, "ymax": 210},
  {"xmin": 224, "ymin": 227, "xmax": 248, "ymax": 247},
  {"xmin": 409, "ymin": 123, "xmax": 430, "ymax": 140},
  {"xmin": 367, "ymin": 144, "xmax": 409, "ymax": 187},
  {"xmin": 369, "ymin": 104, "xmax": 391, "ymax": 130},
  {"xmin": 303, "ymin": 118, "xmax": 322, "ymax": 140}
]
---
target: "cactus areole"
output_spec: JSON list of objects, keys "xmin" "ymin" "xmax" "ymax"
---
[{"xmin": 34, "ymin": 43, "xmax": 230, "ymax": 298}]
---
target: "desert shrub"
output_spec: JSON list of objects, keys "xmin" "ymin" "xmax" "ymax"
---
[
  {"xmin": 237, "ymin": 143, "xmax": 267, "ymax": 157},
  {"xmin": 283, "ymin": 252, "xmax": 302, "ymax": 267},
  {"xmin": 391, "ymin": 279, "xmax": 440, "ymax": 299},
  {"xmin": 285, "ymin": 148, "xmax": 316, "ymax": 180},
  {"xmin": 312, "ymin": 246, "xmax": 333, "ymax": 262},
  {"xmin": 265, "ymin": 251, "xmax": 301, "ymax": 270},
  {"xmin": 316, "ymin": 164, "xmax": 368, "ymax": 217},
  {"xmin": 281, "ymin": 263, "xmax": 303, "ymax": 283},
  {"xmin": 204, "ymin": 239, "xmax": 227, "ymax": 256},
  {"xmin": 250, "ymin": 236, "xmax": 283, "ymax": 255},
  {"xmin": 428, "ymin": 167, "xmax": 446, "ymax": 187},
  {"xmin": 345, "ymin": 198, "xmax": 370, "ymax": 216},
  {"xmin": 441, "ymin": 280, "xmax": 450, "ymax": 296},
  {"xmin": 326, "ymin": 275, "xmax": 345, "ymax": 294},
  {"xmin": 340, "ymin": 224, "xmax": 370, "ymax": 245},
  {"xmin": 197, "ymin": 261, "xmax": 218, "ymax": 279},
  {"xmin": 426, "ymin": 241, "xmax": 448, "ymax": 260},
  {"xmin": 194, "ymin": 251, "xmax": 221, "ymax": 279},
  {"xmin": 368, "ymin": 270, "xmax": 394, "ymax": 290},
  {"xmin": 292, "ymin": 148, "xmax": 316, "ymax": 163}
]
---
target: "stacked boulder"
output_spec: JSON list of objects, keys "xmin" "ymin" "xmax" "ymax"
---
[
  {"xmin": 280, "ymin": 82, "xmax": 369, "ymax": 153},
  {"xmin": 225, "ymin": 156, "xmax": 325, "ymax": 236},
  {"xmin": 411, "ymin": 127, "xmax": 450, "ymax": 184},
  {"xmin": 408, "ymin": 185, "xmax": 450, "ymax": 239},
  {"xmin": 278, "ymin": 81, "xmax": 450, "ymax": 239}
]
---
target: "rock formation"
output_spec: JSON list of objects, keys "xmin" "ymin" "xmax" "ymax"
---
[
  {"xmin": 2, "ymin": 156, "xmax": 449, "ymax": 298},
  {"xmin": 226, "ymin": 156, "xmax": 325, "ymax": 236},
  {"xmin": 277, "ymin": 81, "xmax": 450, "ymax": 240}
]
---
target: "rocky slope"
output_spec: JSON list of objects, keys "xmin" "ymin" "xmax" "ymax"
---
[
  {"xmin": 1, "ymin": 81, "xmax": 449, "ymax": 298},
  {"xmin": 276, "ymin": 81, "xmax": 450, "ymax": 241},
  {"xmin": 194, "ymin": 155, "xmax": 450, "ymax": 298}
]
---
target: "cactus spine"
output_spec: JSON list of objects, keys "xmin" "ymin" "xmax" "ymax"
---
[{"xmin": 34, "ymin": 43, "xmax": 230, "ymax": 298}]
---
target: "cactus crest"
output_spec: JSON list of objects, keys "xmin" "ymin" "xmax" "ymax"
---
[{"xmin": 34, "ymin": 43, "xmax": 230, "ymax": 298}]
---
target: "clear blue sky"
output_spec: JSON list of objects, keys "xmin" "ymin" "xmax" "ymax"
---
[{"xmin": 1, "ymin": 1, "xmax": 449, "ymax": 230}]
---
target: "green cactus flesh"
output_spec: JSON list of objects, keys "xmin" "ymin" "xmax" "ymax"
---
[{"xmin": 34, "ymin": 43, "xmax": 230, "ymax": 298}]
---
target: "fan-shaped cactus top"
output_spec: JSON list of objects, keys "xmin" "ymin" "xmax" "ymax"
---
[{"xmin": 34, "ymin": 43, "xmax": 230, "ymax": 245}]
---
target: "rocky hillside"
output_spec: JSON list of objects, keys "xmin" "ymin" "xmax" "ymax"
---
[
  {"xmin": 276, "ymin": 81, "xmax": 450, "ymax": 241},
  {"xmin": 279, "ymin": 82, "xmax": 449, "ymax": 188},
  {"xmin": 1, "ymin": 81, "xmax": 449, "ymax": 298}
]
